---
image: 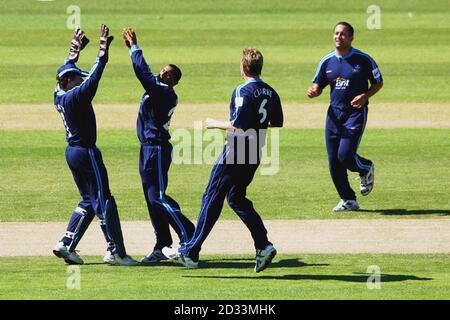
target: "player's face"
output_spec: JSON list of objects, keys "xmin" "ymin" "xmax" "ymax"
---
[
  {"xmin": 333, "ymin": 24, "xmax": 353, "ymax": 50},
  {"xmin": 159, "ymin": 65, "xmax": 179, "ymax": 87},
  {"xmin": 66, "ymin": 75, "xmax": 83, "ymax": 90}
]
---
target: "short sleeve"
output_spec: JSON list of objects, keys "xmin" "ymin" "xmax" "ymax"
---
[
  {"xmin": 312, "ymin": 58, "xmax": 330, "ymax": 88},
  {"xmin": 366, "ymin": 55, "xmax": 383, "ymax": 84}
]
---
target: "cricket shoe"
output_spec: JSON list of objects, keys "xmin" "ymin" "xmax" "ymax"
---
[
  {"xmin": 359, "ymin": 164, "xmax": 375, "ymax": 196},
  {"xmin": 161, "ymin": 247, "xmax": 198, "ymax": 269},
  {"xmin": 103, "ymin": 251, "xmax": 138, "ymax": 266},
  {"xmin": 53, "ymin": 242, "xmax": 84, "ymax": 265},
  {"xmin": 255, "ymin": 245, "xmax": 277, "ymax": 273},
  {"xmin": 333, "ymin": 199, "xmax": 360, "ymax": 212},
  {"xmin": 140, "ymin": 249, "xmax": 169, "ymax": 265}
]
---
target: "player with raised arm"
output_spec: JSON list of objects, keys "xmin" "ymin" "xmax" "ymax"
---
[
  {"xmin": 122, "ymin": 27, "xmax": 195, "ymax": 264},
  {"xmin": 52, "ymin": 25, "xmax": 137, "ymax": 266},
  {"xmin": 162, "ymin": 47, "xmax": 283, "ymax": 273}
]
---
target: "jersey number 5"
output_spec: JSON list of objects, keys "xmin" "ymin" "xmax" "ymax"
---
[{"xmin": 259, "ymin": 98, "xmax": 268, "ymax": 124}]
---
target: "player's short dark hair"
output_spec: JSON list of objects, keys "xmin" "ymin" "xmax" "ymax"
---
[
  {"xmin": 335, "ymin": 21, "xmax": 354, "ymax": 37},
  {"xmin": 169, "ymin": 64, "xmax": 182, "ymax": 82}
]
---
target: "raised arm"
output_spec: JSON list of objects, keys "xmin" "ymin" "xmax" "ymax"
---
[
  {"xmin": 67, "ymin": 27, "xmax": 89, "ymax": 63},
  {"xmin": 71, "ymin": 24, "xmax": 113, "ymax": 104},
  {"xmin": 122, "ymin": 27, "xmax": 162, "ymax": 95}
]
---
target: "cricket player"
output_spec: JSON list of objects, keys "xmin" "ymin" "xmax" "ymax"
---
[
  {"xmin": 163, "ymin": 48, "xmax": 284, "ymax": 273},
  {"xmin": 52, "ymin": 25, "xmax": 137, "ymax": 266},
  {"xmin": 121, "ymin": 28, "xmax": 195, "ymax": 264},
  {"xmin": 307, "ymin": 22, "xmax": 383, "ymax": 212}
]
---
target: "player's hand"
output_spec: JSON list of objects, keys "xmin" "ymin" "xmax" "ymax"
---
[
  {"xmin": 350, "ymin": 93, "xmax": 368, "ymax": 109},
  {"xmin": 205, "ymin": 118, "xmax": 218, "ymax": 129},
  {"xmin": 307, "ymin": 85, "xmax": 322, "ymax": 98},
  {"xmin": 68, "ymin": 27, "xmax": 89, "ymax": 62},
  {"xmin": 122, "ymin": 27, "xmax": 137, "ymax": 48},
  {"xmin": 98, "ymin": 24, "xmax": 114, "ymax": 61}
]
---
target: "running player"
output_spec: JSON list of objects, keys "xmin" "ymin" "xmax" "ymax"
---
[{"xmin": 307, "ymin": 22, "xmax": 383, "ymax": 212}]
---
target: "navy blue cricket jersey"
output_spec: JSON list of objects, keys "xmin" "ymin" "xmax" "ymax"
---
[
  {"xmin": 54, "ymin": 58, "xmax": 106, "ymax": 147},
  {"xmin": 230, "ymin": 78, "xmax": 283, "ymax": 131},
  {"xmin": 313, "ymin": 47, "xmax": 383, "ymax": 111},
  {"xmin": 225, "ymin": 78, "xmax": 283, "ymax": 164},
  {"xmin": 130, "ymin": 45, "xmax": 178, "ymax": 144}
]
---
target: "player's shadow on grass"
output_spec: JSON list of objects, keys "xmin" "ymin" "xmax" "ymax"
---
[
  {"xmin": 358, "ymin": 208, "xmax": 450, "ymax": 216},
  {"xmin": 199, "ymin": 258, "xmax": 328, "ymax": 269},
  {"xmin": 183, "ymin": 273, "xmax": 432, "ymax": 283}
]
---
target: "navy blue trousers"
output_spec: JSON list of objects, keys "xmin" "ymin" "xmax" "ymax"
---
[
  {"xmin": 179, "ymin": 148, "xmax": 271, "ymax": 261},
  {"xmin": 63, "ymin": 146, "xmax": 114, "ymax": 250},
  {"xmin": 139, "ymin": 143, "xmax": 194, "ymax": 251},
  {"xmin": 325, "ymin": 106, "xmax": 372, "ymax": 201}
]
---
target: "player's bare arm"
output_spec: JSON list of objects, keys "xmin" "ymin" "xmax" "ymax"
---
[
  {"xmin": 205, "ymin": 118, "xmax": 238, "ymax": 131},
  {"xmin": 307, "ymin": 83, "xmax": 323, "ymax": 98},
  {"xmin": 350, "ymin": 81, "xmax": 383, "ymax": 109}
]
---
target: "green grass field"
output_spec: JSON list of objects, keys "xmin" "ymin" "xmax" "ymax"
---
[
  {"xmin": 0, "ymin": 0, "xmax": 449, "ymax": 300},
  {"xmin": 1, "ymin": 128, "xmax": 450, "ymax": 221},
  {"xmin": 1, "ymin": 0, "xmax": 450, "ymax": 104},
  {"xmin": 1, "ymin": 254, "xmax": 449, "ymax": 300}
]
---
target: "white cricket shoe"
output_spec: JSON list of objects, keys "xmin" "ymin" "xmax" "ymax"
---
[
  {"xmin": 53, "ymin": 242, "xmax": 84, "ymax": 265},
  {"xmin": 103, "ymin": 251, "xmax": 138, "ymax": 266},
  {"xmin": 359, "ymin": 164, "xmax": 375, "ymax": 196},
  {"xmin": 255, "ymin": 244, "xmax": 277, "ymax": 273},
  {"xmin": 333, "ymin": 199, "xmax": 360, "ymax": 212},
  {"xmin": 162, "ymin": 247, "xmax": 198, "ymax": 268}
]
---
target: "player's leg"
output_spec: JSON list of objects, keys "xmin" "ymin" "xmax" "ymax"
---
[
  {"xmin": 226, "ymin": 165, "xmax": 276, "ymax": 273},
  {"xmin": 88, "ymin": 147, "xmax": 137, "ymax": 265},
  {"xmin": 167, "ymin": 151, "xmax": 232, "ymax": 265},
  {"xmin": 54, "ymin": 200, "xmax": 94, "ymax": 265},
  {"xmin": 163, "ymin": 195, "xmax": 195, "ymax": 242},
  {"xmin": 53, "ymin": 146, "xmax": 93, "ymax": 264},
  {"xmin": 142, "ymin": 181, "xmax": 174, "ymax": 250},
  {"xmin": 140, "ymin": 145, "xmax": 174, "ymax": 248},
  {"xmin": 226, "ymin": 164, "xmax": 271, "ymax": 250},
  {"xmin": 159, "ymin": 144, "xmax": 195, "ymax": 243},
  {"xmin": 326, "ymin": 108, "xmax": 358, "ymax": 211},
  {"xmin": 337, "ymin": 107, "xmax": 374, "ymax": 196},
  {"xmin": 58, "ymin": 197, "xmax": 94, "ymax": 248},
  {"xmin": 139, "ymin": 144, "xmax": 184, "ymax": 264}
]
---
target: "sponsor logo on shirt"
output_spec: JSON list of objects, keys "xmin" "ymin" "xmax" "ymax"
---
[
  {"xmin": 334, "ymin": 77, "xmax": 350, "ymax": 90},
  {"xmin": 235, "ymin": 97, "xmax": 244, "ymax": 107},
  {"xmin": 372, "ymin": 67, "xmax": 381, "ymax": 79}
]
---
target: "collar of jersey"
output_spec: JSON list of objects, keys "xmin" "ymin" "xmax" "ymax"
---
[
  {"xmin": 245, "ymin": 77, "xmax": 262, "ymax": 84},
  {"xmin": 335, "ymin": 47, "xmax": 354, "ymax": 59}
]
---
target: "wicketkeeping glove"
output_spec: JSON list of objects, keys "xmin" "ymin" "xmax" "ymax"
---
[
  {"xmin": 68, "ymin": 27, "xmax": 89, "ymax": 62},
  {"xmin": 98, "ymin": 24, "xmax": 114, "ymax": 62}
]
